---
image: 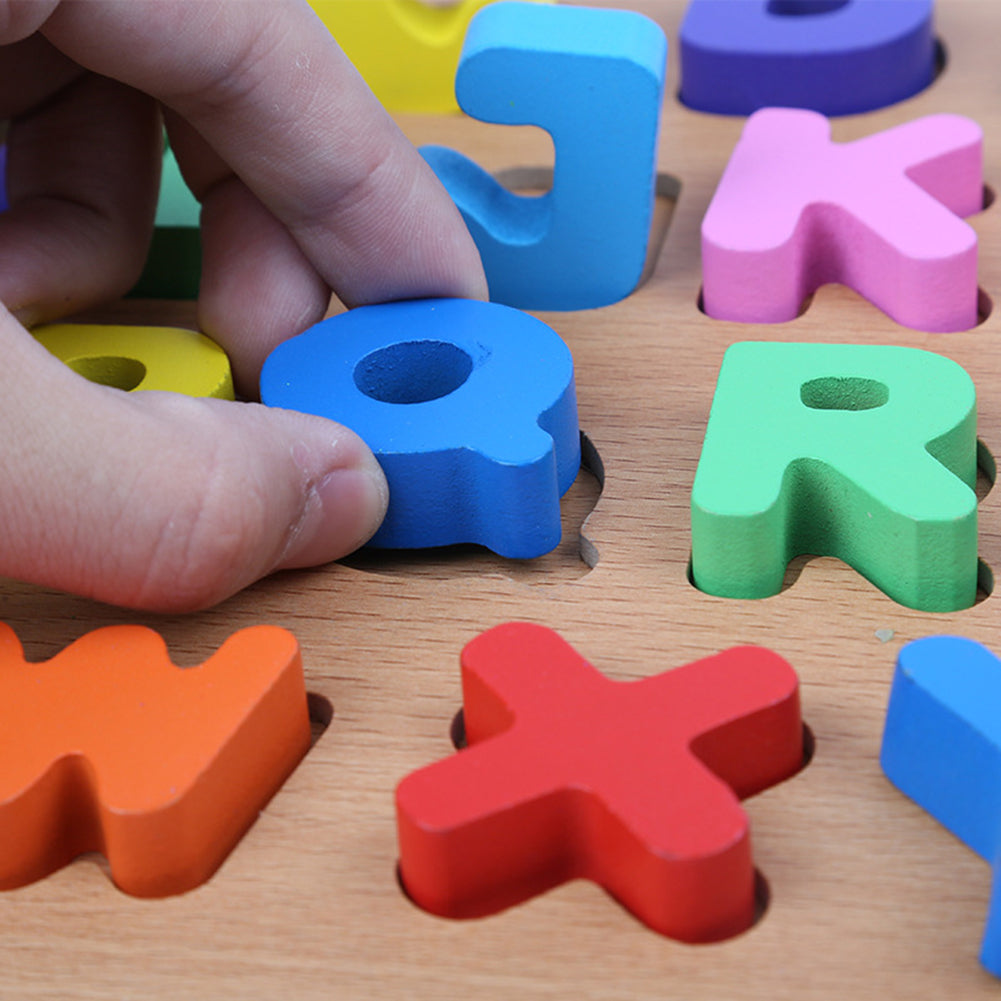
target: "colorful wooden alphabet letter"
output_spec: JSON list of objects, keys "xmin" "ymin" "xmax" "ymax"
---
[
  {"xmin": 0, "ymin": 623, "xmax": 310, "ymax": 897},
  {"xmin": 260, "ymin": 298, "xmax": 579, "ymax": 557},
  {"xmin": 680, "ymin": 0, "xmax": 936, "ymax": 116},
  {"xmin": 421, "ymin": 1, "xmax": 666, "ymax": 310},
  {"xmin": 881, "ymin": 636, "xmax": 1001, "ymax": 977},
  {"xmin": 33, "ymin": 323, "xmax": 234, "ymax": 399},
  {"xmin": 309, "ymin": 0, "xmax": 550, "ymax": 114},
  {"xmin": 701, "ymin": 109, "xmax": 982, "ymax": 332},
  {"xmin": 397, "ymin": 622, "xmax": 803, "ymax": 942},
  {"xmin": 691, "ymin": 342, "xmax": 978, "ymax": 612}
]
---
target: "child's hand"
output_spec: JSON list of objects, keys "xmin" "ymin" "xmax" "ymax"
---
[{"xmin": 0, "ymin": 0, "xmax": 486, "ymax": 611}]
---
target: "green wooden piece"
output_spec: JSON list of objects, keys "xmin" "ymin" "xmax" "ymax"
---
[
  {"xmin": 128, "ymin": 146, "xmax": 201, "ymax": 300},
  {"xmin": 690, "ymin": 342, "xmax": 978, "ymax": 612},
  {"xmin": 151, "ymin": 146, "xmax": 200, "ymax": 229}
]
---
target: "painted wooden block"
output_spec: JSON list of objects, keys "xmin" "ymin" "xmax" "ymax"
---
[
  {"xmin": 881, "ymin": 636, "xmax": 1001, "ymax": 977},
  {"xmin": 128, "ymin": 146, "xmax": 201, "ymax": 300},
  {"xmin": 420, "ymin": 1, "xmax": 666, "ymax": 310},
  {"xmin": 309, "ymin": 0, "xmax": 551, "ymax": 114},
  {"xmin": 679, "ymin": 0, "xmax": 936, "ymax": 116},
  {"xmin": 690, "ymin": 342, "xmax": 978, "ymax": 612},
  {"xmin": 397, "ymin": 622, "xmax": 803, "ymax": 942},
  {"xmin": 260, "ymin": 298, "xmax": 579, "ymax": 557},
  {"xmin": 701, "ymin": 108, "xmax": 982, "ymax": 332},
  {"xmin": 33, "ymin": 323, "xmax": 234, "ymax": 399},
  {"xmin": 0, "ymin": 623, "xmax": 310, "ymax": 897}
]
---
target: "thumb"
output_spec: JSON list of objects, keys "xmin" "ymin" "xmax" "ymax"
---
[{"xmin": 1, "ymin": 317, "xmax": 387, "ymax": 611}]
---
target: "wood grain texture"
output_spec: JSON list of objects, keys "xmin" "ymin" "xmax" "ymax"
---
[{"xmin": 4, "ymin": 1, "xmax": 1001, "ymax": 997}]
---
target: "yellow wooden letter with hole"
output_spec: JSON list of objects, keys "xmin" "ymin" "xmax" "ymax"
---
[
  {"xmin": 309, "ymin": 0, "xmax": 550, "ymax": 114},
  {"xmin": 33, "ymin": 324, "xmax": 235, "ymax": 400}
]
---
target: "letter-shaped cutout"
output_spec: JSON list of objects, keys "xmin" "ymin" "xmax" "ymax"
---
[
  {"xmin": 397, "ymin": 622, "xmax": 804, "ymax": 942},
  {"xmin": 691, "ymin": 342, "xmax": 978, "ymax": 612},
  {"xmin": 33, "ymin": 323, "xmax": 234, "ymax": 399},
  {"xmin": 308, "ymin": 0, "xmax": 551, "ymax": 114},
  {"xmin": 679, "ymin": 0, "xmax": 936, "ymax": 116},
  {"xmin": 420, "ymin": 1, "xmax": 667, "ymax": 310},
  {"xmin": 701, "ymin": 109, "xmax": 983, "ymax": 332},
  {"xmin": 882, "ymin": 636, "xmax": 1001, "ymax": 978},
  {"xmin": 260, "ymin": 298, "xmax": 580, "ymax": 558},
  {"xmin": 0, "ymin": 623, "xmax": 310, "ymax": 897}
]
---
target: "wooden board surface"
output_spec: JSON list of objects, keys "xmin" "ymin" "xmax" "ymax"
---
[{"xmin": 4, "ymin": 1, "xmax": 1001, "ymax": 997}]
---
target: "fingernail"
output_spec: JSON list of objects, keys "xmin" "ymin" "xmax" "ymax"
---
[{"xmin": 276, "ymin": 457, "xmax": 388, "ymax": 571}]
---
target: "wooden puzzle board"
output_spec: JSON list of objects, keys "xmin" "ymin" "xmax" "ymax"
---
[{"xmin": 3, "ymin": 1, "xmax": 1000, "ymax": 997}]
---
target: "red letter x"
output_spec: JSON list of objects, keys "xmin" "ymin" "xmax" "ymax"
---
[{"xmin": 396, "ymin": 623, "xmax": 803, "ymax": 942}]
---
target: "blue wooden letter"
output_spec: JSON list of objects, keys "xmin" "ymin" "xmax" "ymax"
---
[
  {"xmin": 882, "ymin": 636, "xmax": 1001, "ymax": 977},
  {"xmin": 421, "ymin": 1, "xmax": 667, "ymax": 310},
  {"xmin": 260, "ymin": 298, "xmax": 580, "ymax": 558}
]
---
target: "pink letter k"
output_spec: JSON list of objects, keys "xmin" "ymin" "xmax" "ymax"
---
[{"xmin": 702, "ymin": 108, "xmax": 983, "ymax": 332}]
